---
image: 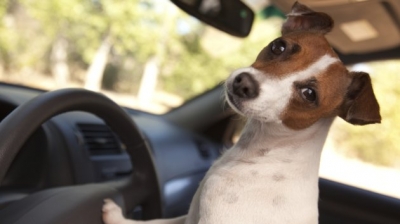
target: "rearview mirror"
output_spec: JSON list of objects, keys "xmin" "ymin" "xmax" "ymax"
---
[{"xmin": 171, "ymin": 0, "xmax": 254, "ymax": 37}]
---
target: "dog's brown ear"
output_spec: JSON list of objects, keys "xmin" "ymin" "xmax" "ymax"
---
[
  {"xmin": 282, "ymin": 1, "xmax": 334, "ymax": 35},
  {"xmin": 339, "ymin": 72, "xmax": 381, "ymax": 125}
]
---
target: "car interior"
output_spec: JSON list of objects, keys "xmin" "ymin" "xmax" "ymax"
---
[{"xmin": 0, "ymin": 0, "xmax": 399, "ymax": 223}]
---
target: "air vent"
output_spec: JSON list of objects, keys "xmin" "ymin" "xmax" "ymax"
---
[{"xmin": 77, "ymin": 123, "xmax": 123, "ymax": 155}]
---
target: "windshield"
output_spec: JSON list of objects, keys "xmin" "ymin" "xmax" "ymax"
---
[
  {"xmin": 1, "ymin": 0, "xmax": 400, "ymax": 200},
  {"xmin": 0, "ymin": 0, "xmax": 282, "ymax": 114}
]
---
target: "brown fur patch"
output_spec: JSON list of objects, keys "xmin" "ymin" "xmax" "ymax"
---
[
  {"xmin": 251, "ymin": 31, "xmax": 352, "ymax": 130},
  {"xmin": 281, "ymin": 64, "xmax": 350, "ymax": 130},
  {"xmin": 252, "ymin": 32, "xmax": 336, "ymax": 80},
  {"xmin": 339, "ymin": 72, "xmax": 381, "ymax": 125}
]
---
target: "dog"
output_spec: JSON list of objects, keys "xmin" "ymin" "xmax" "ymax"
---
[{"xmin": 102, "ymin": 2, "xmax": 381, "ymax": 224}]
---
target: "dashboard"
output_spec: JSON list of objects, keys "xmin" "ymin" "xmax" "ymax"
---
[{"xmin": 0, "ymin": 83, "xmax": 221, "ymax": 217}]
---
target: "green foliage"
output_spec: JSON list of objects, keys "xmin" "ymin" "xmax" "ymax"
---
[
  {"xmin": 161, "ymin": 17, "xmax": 282, "ymax": 99},
  {"xmin": 20, "ymin": 0, "xmax": 163, "ymax": 64},
  {"xmin": 1, "ymin": 0, "xmax": 282, "ymax": 97},
  {"xmin": 332, "ymin": 61, "xmax": 400, "ymax": 167},
  {"xmin": 0, "ymin": 1, "xmax": 23, "ymax": 69},
  {"xmin": 6, "ymin": 0, "xmax": 187, "ymax": 89}
]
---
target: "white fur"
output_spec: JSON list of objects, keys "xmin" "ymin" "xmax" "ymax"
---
[
  {"xmin": 226, "ymin": 54, "xmax": 339, "ymax": 123},
  {"xmin": 102, "ymin": 54, "xmax": 340, "ymax": 224},
  {"xmin": 184, "ymin": 118, "xmax": 334, "ymax": 224}
]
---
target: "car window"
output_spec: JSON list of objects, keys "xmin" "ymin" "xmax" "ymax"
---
[
  {"xmin": 1, "ymin": 0, "xmax": 399, "ymax": 199},
  {"xmin": 320, "ymin": 60, "xmax": 400, "ymax": 199},
  {"xmin": 0, "ymin": 0, "xmax": 281, "ymax": 114}
]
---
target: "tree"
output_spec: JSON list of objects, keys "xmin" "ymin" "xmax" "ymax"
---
[
  {"xmin": 3, "ymin": 0, "xmax": 284, "ymax": 107},
  {"xmin": 20, "ymin": 0, "xmax": 185, "ymax": 92}
]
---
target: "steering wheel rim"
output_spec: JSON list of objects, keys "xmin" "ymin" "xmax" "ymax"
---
[{"xmin": 0, "ymin": 88, "xmax": 162, "ymax": 223}]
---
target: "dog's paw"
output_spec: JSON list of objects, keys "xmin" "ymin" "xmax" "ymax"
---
[{"xmin": 102, "ymin": 199, "xmax": 129, "ymax": 224}]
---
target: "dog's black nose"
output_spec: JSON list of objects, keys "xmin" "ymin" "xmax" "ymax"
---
[{"xmin": 232, "ymin": 72, "xmax": 259, "ymax": 98}]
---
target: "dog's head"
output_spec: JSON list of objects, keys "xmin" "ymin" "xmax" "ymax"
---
[{"xmin": 226, "ymin": 2, "xmax": 381, "ymax": 130}]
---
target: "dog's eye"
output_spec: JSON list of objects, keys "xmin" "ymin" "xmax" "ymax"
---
[
  {"xmin": 271, "ymin": 39, "xmax": 286, "ymax": 55},
  {"xmin": 301, "ymin": 88, "xmax": 316, "ymax": 102}
]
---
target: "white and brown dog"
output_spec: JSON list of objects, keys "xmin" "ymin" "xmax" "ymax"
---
[{"xmin": 103, "ymin": 2, "xmax": 381, "ymax": 224}]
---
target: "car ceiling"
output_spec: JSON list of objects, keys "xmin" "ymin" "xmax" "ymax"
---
[{"xmin": 270, "ymin": 0, "xmax": 400, "ymax": 63}]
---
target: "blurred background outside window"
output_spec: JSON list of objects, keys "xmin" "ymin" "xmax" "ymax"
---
[{"xmin": 0, "ymin": 0, "xmax": 399, "ymax": 199}]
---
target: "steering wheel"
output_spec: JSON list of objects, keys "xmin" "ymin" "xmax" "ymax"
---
[{"xmin": 0, "ymin": 89, "xmax": 162, "ymax": 224}]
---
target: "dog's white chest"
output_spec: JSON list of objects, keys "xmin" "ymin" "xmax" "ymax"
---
[{"xmin": 194, "ymin": 160, "xmax": 319, "ymax": 224}]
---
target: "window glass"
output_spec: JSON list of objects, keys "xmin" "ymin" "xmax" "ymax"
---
[
  {"xmin": 1, "ymin": 0, "xmax": 399, "ymax": 198},
  {"xmin": 320, "ymin": 61, "xmax": 400, "ymax": 199},
  {"xmin": 0, "ymin": 0, "xmax": 281, "ymax": 114}
]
